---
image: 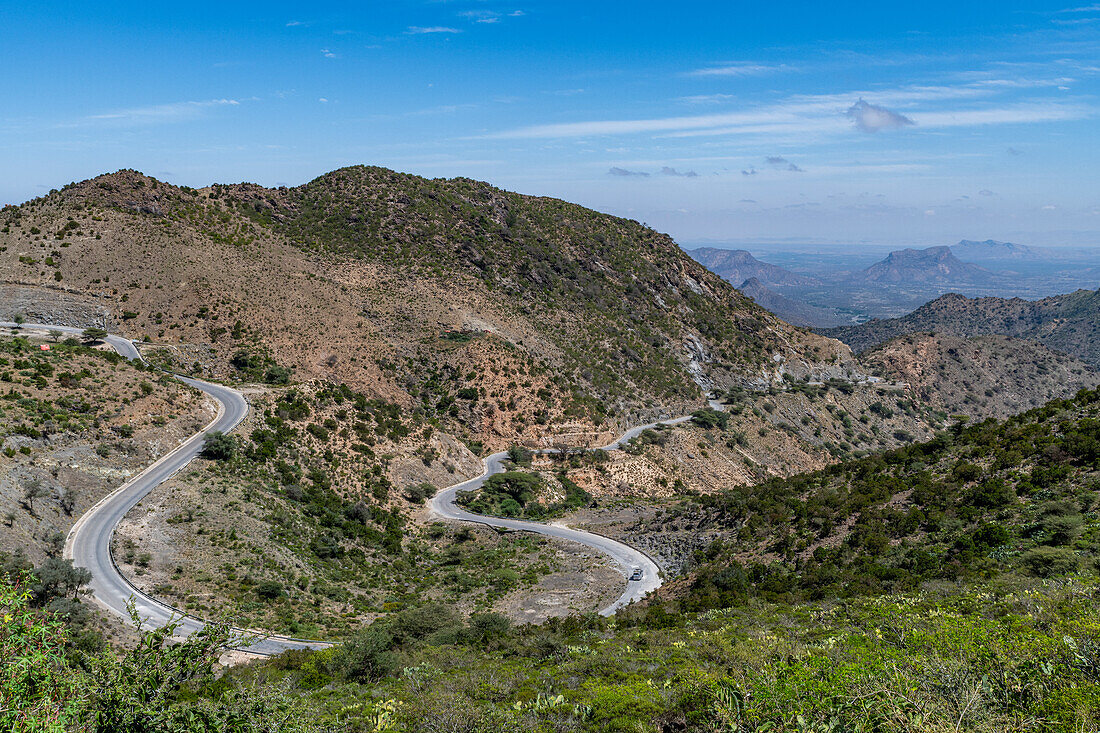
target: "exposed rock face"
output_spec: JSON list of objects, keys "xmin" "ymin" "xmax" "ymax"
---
[{"xmin": 0, "ymin": 284, "xmax": 116, "ymax": 329}]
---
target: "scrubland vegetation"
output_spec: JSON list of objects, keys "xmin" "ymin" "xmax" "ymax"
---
[{"xmin": 7, "ymin": 387, "xmax": 1099, "ymax": 731}]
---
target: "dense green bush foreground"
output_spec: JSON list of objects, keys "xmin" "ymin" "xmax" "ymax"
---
[{"xmin": 4, "ymin": 573, "xmax": 1097, "ymax": 731}]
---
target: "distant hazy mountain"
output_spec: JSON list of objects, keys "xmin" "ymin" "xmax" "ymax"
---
[
  {"xmin": 822, "ymin": 288, "xmax": 1100, "ymax": 369},
  {"xmin": 737, "ymin": 278, "xmax": 850, "ymax": 328},
  {"xmin": 854, "ymin": 246, "xmax": 995, "ymax": 285},
  {"xmin": 951, "ymin": 239, "xmax": 1039, "ymax": 261},
  {"xmin": 688, "ymin": 247, "xmax": 819, "ymax": 287}
]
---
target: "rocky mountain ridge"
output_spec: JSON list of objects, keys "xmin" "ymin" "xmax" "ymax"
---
[
  {"xmin": 822, "ymin": 288, "xmax": 1100, "ymax": 369},
  {"xmin": 687, "ymin": 247, "xmax": 819, "ymax": 287}
]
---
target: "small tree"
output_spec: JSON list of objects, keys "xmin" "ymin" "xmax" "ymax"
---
[
  {"xmin": 22, "ymin": 479, "xmax": 50, "ymax": 515},
  {"xmin": 81, "ymin": 327, "xmax": 108, "ymax": 344},
  {"xmin": 31, "ymin": 557, "xmax": 92, "ymax": 604},
  {"xmin": 507, "ymin": 445, "xmax": 533, "ymax": 466},
  {"xmin": 48, "ymin": 330, "xmax": 62, "ymax": 343},
  {"xmin": 44, "ymin": 531, "xmax": 66, "ymax": 558},
  {"xmin": 403, "ymin": 482, "xmax": 437, "ymax": 504},
  {"xmin": 255, "ymin": 580, "xmax": 284, "ymax": 601},
  {"xmin": 201, "ymin": 431, "xmax": 237, "ymax": 460},
  {"xmin": 12, "ymin": 314, "xmax": 25, "ymax": 326}
]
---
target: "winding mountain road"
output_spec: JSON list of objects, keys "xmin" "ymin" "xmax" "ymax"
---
[{"xmin": 8, "ymin": 321, "xmax": 710, "ymax": 651}]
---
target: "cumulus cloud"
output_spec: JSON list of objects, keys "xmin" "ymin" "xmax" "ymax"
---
[
  {"xmin": 741, "ymin": 167, "xmax": 758, "ymax": 176},
  {"xmin": 608, "ymin": 167, "xmax": 649, "ymax": 177},
  {"xmin": 1007, "ymin": 146, "xmax": 1023, "ymax": 155},
  {"xmin": 979, "ymin": 188, "xmax": 995, "ymax": 196},
  {"xmin": 406, "ymin": 26, "xmax": 462, "ymax": 34},
  {"xmin": 660, "ymin": 166, "xmax": 699, "ymax": 177},
  {"xmin": 846, "ymin": 98, "xmax": 915, "ymax": 132}
]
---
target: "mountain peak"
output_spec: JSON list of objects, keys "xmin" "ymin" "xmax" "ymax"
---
[
  {"xmin": 857, "ymin": 245, "xmax": 993, "ymax": 285},
  {"xmin": 688, "ymin": 247, "xmax": 819, "ymax": 287}
]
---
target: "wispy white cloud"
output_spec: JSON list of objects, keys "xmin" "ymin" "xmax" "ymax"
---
[
  {"xmin": 488, "ymin": 80, "xmax": 1093, "ymax": 140},
  {"xmin": 285, "ymin": 20, "xmax": 304, "ymax": 27},
  {"xmin": 458, "ymin": 9, "xmax": 525, "ymax": 25},
  {"xmin": 406, "ymin": 26, "xmax": 462, "ymax": 34},
  {"xmin": 911, "ymin": 102, "xmax": 1089, "ymax": 127},
  {"xmin": 688, "ymin": 63, "xmax": 791, "ymax": 77},
  {"xmin": 320, "ymin": 48, "xmax": 337, "ymax": 58},
  {"xmin": 77, "ymin": 98, "xmax": 241, "ymax": 126},
  {"xmin": 677, "ymin": 93, "xmax": 737, "ymax": 104},
  {"xmin": 461, "ymin": 10, "xmax": 501, "ymax": 23}
]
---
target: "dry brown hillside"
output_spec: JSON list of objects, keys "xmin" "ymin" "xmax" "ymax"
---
[
  {"xmin": 861, "ymin": 333, "xmax": 1100, "ymax": 421},
  {"xmin": 1, "ymin": 168, "xmax": 857, "ymax": 451}
]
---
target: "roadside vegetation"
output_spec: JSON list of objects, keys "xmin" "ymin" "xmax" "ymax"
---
[
  {"xmin": 116, "ymin": 381, "xmax": 567, "ymax": 637},
  {"xmin": 0, "ymin": 330, "xmax": 206, "ymax": 566},
  {"xmin": 8, "ymin": 383, "xmax": 1098, "ymax": 731}
]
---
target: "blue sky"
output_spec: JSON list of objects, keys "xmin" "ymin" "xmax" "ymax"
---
[{"xmin": 2, "ymin": 1, "xmax": 1098, "ymax": 246}]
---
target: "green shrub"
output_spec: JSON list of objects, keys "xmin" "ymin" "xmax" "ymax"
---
[
  {"xmin": 1021, "ymin": 547, "xmax": 1079, "ymax": 577},
  {"xmin": 201, "ymin": 431, "xmax": 237, "ymax": 460}
]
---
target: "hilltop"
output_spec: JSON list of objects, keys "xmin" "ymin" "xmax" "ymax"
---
[
  {"xmin": 854, "ymin": 245, "xmax": 995, "ymax": 285},
  {"xmin": 687, "ymin": 247, "xmax": 818, "ymax": 287},
  {"xmin": 952, "ymin": 238, "xmax": 1040, "ymax": 261},
  {"xmin": 823, "ymin": 288, "xmax": 1100, "ymax": 368}
]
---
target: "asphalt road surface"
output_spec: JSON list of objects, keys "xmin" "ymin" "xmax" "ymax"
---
[
  {"xmin": 8, "ymin": 323, "xmax": 325, "ymax": 655},
  {"xmin": 429, "ymin": 414, "xmax": 705, "ymax": 615}
]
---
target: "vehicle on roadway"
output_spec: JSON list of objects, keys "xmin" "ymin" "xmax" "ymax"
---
[{"xmin": 629, "ymin": 567, "xmax": 643, "ymax": 581}]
